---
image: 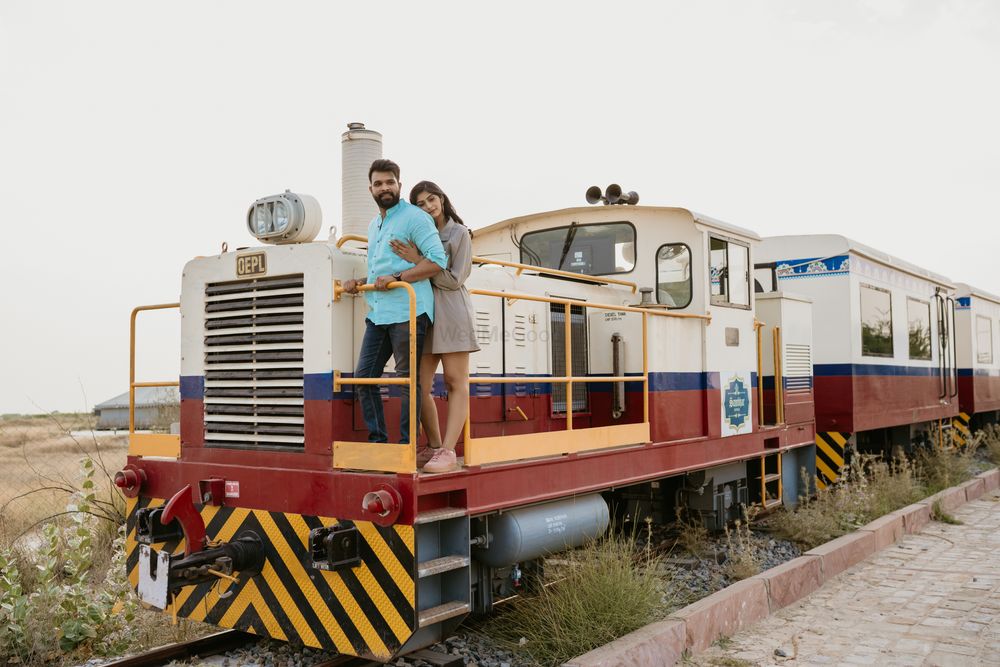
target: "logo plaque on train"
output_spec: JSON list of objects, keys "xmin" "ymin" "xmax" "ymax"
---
[{"xmin": 236, "ymin": 252, "xmax": 267, "ymax": 277}]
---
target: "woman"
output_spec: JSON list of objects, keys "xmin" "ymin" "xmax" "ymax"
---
[{"xmin": 390, "ymin": 181, "xmax": 479, "ymax": 474}]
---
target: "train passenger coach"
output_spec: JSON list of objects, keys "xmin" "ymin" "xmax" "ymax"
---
[
  {"xmin": 119, "ymin": 190, "xmax": 818, "ymax": 661},
  {"xmin": 756, "ymin": 235, "xmax": 959, "ymax": 486},
  {"xmin": 952, "ymin": 284, "xmax": 1000, "ymax": 441}
]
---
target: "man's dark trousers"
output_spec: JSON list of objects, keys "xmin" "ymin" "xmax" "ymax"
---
[{"xmin": 354, "ymin": 314, "xmax": 430, "ymax": 443}]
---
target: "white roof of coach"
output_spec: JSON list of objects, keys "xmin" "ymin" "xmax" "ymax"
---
[
  {"xmin": 763, "ymin": 234, "xmax": 954, "ymax": 287},
  {"xmin": 475, "ymin": 206, "xmax": 761, "ymax": 242},
  {"xmin": 955, "ymin": 283, "xmax": 1000, "ymax": 305}
]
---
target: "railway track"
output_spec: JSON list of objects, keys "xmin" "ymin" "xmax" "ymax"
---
[{"xmin": 98, "ymin": 629, "xmax": 383, "ymax": 667}]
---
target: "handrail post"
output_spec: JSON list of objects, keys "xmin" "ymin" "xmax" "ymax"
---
[
  {"xmin": 773, "ymin": 326, "xmax": 784, "ymax": 424},
  {"xmin": 642, "ymin": 311, "xmax": 649, "ymax": 424},
  {"xmin": 755, "ymin": 320, "xmax": 764, "ymax": 427},
  {"xmin": 407, "ymin": 285, "xmax": 417, "ymax": 449},
  {"xmin": 564, "ymin": 302, "xmax": 573, "ymax": 431}
]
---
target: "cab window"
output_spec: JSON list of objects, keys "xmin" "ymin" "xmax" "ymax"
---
[
  {"xmin": 861, "ymin": 284, "xmax": 893, "ymax": 357},
  {"xmin": 520, "ymin": 222, "xmax": 636, "ymax": 276},
  {"xmin": 656, "ymin": 243, "xmax": 692, "ymax": 308},
  {"xmin": 709, "ymin": 236, "xmax": 750, "ymax": 308}
]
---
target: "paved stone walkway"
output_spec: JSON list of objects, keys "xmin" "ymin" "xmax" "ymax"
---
[{"xmin": 692, "ymin": 490, "xmax": 1000, "ymax": 666}]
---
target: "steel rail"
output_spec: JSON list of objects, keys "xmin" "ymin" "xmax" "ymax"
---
[
  {"xmin": 100, "ymin": 628, "xmax": 380, "ymax": 667},
  {"xmin": 100, "ymin": 629, "xmax": 256, "ymax": 666}
]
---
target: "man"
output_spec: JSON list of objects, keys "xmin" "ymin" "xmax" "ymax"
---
[{"xmin": 343, "ymin": 159, "xmax": 447, "ymax": 444}]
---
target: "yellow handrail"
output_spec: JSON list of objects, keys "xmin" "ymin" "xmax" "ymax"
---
[
  {"xmin": 461, "ymin": 289, "xmax": 657, "ymax": 443},
  {"xmin": 754, "ymin": 319, "xmax": 765, "ymax": 426},
  {"xmin": 335, "ymin": 233, "xmax": 639, "ymax": 293},
  {"xmin": 336, "ymin": 234, "xmax": 368, "ymax": 248},
  {"xmin": 333, "ymin": 281, "xmax": 419, "ymax": 447},
  {"xmin": 129, "ymin": 303, "xmax": 181, "ymax": 434},
  {"xmin": 470, "ymin": 288, "xmax": 710, "ymax": 322},
  {"xmin": 773, "ymin": 326, "xmax": 784, "ymax": 425},
  {"xmin": 332, "ymin": 236, "xmax": 713, "ymax": 470}
]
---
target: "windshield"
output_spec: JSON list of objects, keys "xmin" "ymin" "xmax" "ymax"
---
[{"xmin": 520, "ymin": 222, "xmax": 636, "ymax": 276}]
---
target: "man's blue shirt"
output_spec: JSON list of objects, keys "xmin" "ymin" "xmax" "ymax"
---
[{"xmin": 365, "ymin": 199, "xmax": 447, "ymax": 325}]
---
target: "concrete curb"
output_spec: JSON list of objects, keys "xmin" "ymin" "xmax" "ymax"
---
[{"xmin": 565, "ymin": 466, "xmax": 999, "ymax": 667}]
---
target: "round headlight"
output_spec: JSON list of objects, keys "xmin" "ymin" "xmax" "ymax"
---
[
  {"xmin": 246, "ymin": 191, "xmax": 322, "ymax": 245},
  {"xmin": 254, "ymin": 204, "xmax": 273, "ymax": 235},
  {"xmin": 273, "ymin": 200, "xmax": 289, "ymax": 233}
]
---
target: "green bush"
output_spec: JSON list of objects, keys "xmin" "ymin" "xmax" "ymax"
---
[{"xmin": 0, "ymin": 458, "xmax": 137, "ymax": 665}]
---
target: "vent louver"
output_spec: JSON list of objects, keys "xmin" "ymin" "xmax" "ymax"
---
[
  {"xmin": 784, "ymin": 343, "xmax": 812, "ymax": 392},
  {"xmin": 203, "ymin": 274, "xmax": 305, "ymax": 448}
]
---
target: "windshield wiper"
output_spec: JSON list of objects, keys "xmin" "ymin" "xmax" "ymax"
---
[{"xmin": 556, "ymin": 222, "xmax": 580, "ymax": 270}]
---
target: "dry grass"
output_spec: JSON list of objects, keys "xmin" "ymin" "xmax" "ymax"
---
[
  {"xmin": 768, "ymin": 455, "xmax": 924, "ymax": 550},
  {"xmin": 0, "ymin": 414, "xmax": 127, "ymax": 546},
  {"xmin": 488, "ymin": 527, "xmax": 669, "ymax": 667},
  {"xmin": 674, "ymin": 507, "xmax": 711, "ymax": 558},
  {"xmin": 979, "ymin": 424, "xmax": 1000, "ymax": 466},
  {"xmin": 915, "ymin": 439, "xmax": 978, "ymax": 496},
  {"xmin": 720, "ymin": 506, "xmax": 761, "ymax": 581}
]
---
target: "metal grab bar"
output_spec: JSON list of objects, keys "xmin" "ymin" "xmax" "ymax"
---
[
  {"xmin": 773, "ymin": 326, "xmax": 784, "ymax": 425},
  {"xmin": 335, "ymin": 233, "xmax": 639, "ymax": 293},
  {"xmin": 469, "ymin": 287, "xmax": 710, "ymax": 322},
  {"xmin": 333, "ymin": 280, "xmax": 419, "ymax": 447},
  {"xmin": 129, "ymin": 303, "xmax": 181, "ymax": 434},
  {"xmin": 471, "ymin": 256, "xmax": 638, "ymax": 293}
]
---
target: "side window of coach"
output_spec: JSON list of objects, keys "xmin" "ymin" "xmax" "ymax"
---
[
  {"xmin": 977, "ymin": 315, "xmax": 993, "ymax": 364},
  {"xmin": 861, "ymin": 284, "xmax": 894, "ymax": 357},
  {"xmin": 656, "ymin": 243, "xmax": 692, "ymax": 308},
  {"xmin": 907, "ymin": 297, "xmax": 932, "ymax": 360},
  {"xmin": 709, "ymin": 236, "xmax": 750, "ymax": 308}
]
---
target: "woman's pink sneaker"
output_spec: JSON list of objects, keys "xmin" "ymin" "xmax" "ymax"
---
[{"xmin": 422, "ymin": 448, "xmax": 459, "ymax": 474}]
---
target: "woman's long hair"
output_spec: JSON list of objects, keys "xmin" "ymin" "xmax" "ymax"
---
[{"xmin": 409, "ymin": 180, "xmax": 466, "ymax": 228}]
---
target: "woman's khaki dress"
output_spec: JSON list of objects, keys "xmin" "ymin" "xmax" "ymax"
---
[{"xmin": 425, "ymin": 219, "xmax": 480, "ymax": 354}]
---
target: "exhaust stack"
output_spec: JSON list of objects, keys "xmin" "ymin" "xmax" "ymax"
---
[{"xmin": 341, "ymin": 122, "xmax": 383, "ymax": 237}]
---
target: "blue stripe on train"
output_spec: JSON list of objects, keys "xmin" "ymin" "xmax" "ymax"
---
[
  {"xmin": 180, "ymin": 370, "xmax": 745, "ymax": 401},
  {"xmin": 761, "ymin": 376, "xmax": 813, "ymax": 390},
  {"xmin": 814, "ymin": 363, "xmax": 945, "ymax": 377},
  {"xmin": 958, "ymin": 368, "xmax": 1000, "ymax": 377}
]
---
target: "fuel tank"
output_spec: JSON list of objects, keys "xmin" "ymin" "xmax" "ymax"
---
[{"xmin": 472, "ymin": 494, "xmax": 610, "ymax": 567}]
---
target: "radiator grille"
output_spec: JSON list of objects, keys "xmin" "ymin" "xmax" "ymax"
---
[
  {"xmin": 784, "ymin": 343, "xmax": 812, "ymax": 392},
  {"xmin": 202, "ymin": 274, "xmax": 305, "ymax": 448}
]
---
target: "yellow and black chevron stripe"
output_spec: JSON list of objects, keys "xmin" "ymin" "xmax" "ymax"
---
[
  {"xmin": 814, "ymin": 432, "xmax": 850, "ymax": 489},
  {"xmin": 951, "ymin": 412, "xmax": 971, "ymax": 450},
  {"xmin": 125, "ymin": 497, "xmax": 414, "ymax": 661}
]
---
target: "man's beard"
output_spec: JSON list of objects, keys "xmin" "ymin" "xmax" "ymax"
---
[{"xmin": 374, "ymin": 191, "xmax": 400, "ymax": 209}]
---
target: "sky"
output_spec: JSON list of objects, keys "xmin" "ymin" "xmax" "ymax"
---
[{"xmin": 1, "ymin": 0, "xmax": 998, "ymax": 415}]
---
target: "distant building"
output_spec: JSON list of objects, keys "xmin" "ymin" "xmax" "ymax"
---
[{"xmin": 93, "ymin": 387, "xmax": 180, "ymax": 430}]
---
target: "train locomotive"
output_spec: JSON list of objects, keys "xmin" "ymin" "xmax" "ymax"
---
[{"xmin": 117, "ymin": 135, "xmax": 999, "ymax": 662}]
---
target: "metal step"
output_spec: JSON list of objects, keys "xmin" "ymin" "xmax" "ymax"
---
[
  {"xmin": 418, "ymin": 600, "xmax": 471, "ymax": 628},
  {"xmin": 418, "ymin": 555, "xmax": 471, "ymax": 579},
  {"xmin": 763, "ymin": 473, "xmax": 781, "ymax": 483},
  {"xmin": 763, "ymin": 498, "xmax": 783, "ymax": 509},
  {"xmin": 415, "ymin": 507, "xmax": 467, "ymax": 525}
]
